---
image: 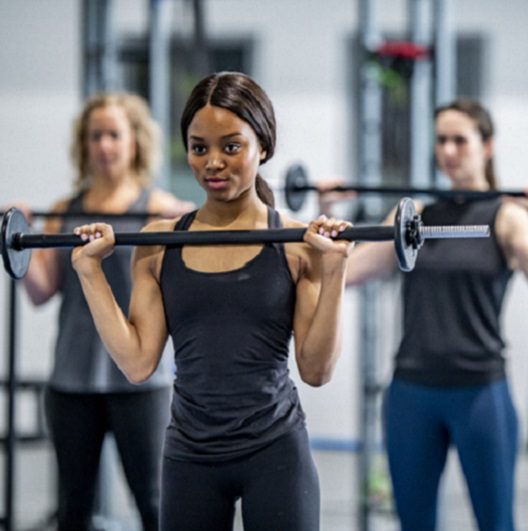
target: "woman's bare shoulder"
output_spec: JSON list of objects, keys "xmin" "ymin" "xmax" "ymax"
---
[
  {"xmin": 279, "ymin": 211, "xmax": 308, "ymax": 229},
  {"xmin": 141, "ymin": 217, "xmax": 179, "ymax": 233}
]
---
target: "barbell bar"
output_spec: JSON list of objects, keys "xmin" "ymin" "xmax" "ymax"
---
[
  {"xmin": 0, "ymin": 210, "xmax": 155, "ymax": 220},
  {"xmin": 1, "ymin": 198, "xmax": 490, "ymax": 280},
  {"xmin": 283, "ymin": 163, "xmax": 527, "ymax": 212}
]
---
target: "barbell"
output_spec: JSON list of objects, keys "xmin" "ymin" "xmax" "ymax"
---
[
  {"xmin": 1, "ymin": 199, "xmax": 489, "ymax": 279},
  {"xmin": 283, "ymin": 163, "xmax": 527, "ymax": 212}
]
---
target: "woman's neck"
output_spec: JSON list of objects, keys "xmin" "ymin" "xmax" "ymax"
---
[
  {"xmin": 196, "ymin": 198, "xmax": 268, "ymax": 229},
  {"xmin": 450, "ymin": 174, "xmax": 490, "ymax": 191},
  {"xmin": 82, "ymin": 175, "xmax": 142, "ymax": 212}
]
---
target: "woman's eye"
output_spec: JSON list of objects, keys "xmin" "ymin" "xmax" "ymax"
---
[
  {"xmin": 225, "ymin": 143, "xmax": 241, "ymax": 154},
  {"xmin": 191, "ymin": 144, "xmax": 206, "ymax": 155},
  {"xmin": 88, "ymin": 131, "xmax": 121, "ymax": 142},
  {"xmin": 436, "ymin": 135, "xmax": 468, "ymax": 146}
]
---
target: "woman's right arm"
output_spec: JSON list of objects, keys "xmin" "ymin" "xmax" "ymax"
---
[
  {"xmin": 20, "ymin": 200, "xmax": 67, "ymax": 305},
  {"xmin": 72, "ymin": 220, "xmax": 171, "ymax": 383},
  {"xmin": 345, "ymin": 204, "xmax": 409, "ymax": 286}
]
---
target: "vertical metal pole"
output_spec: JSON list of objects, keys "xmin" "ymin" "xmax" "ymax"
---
[
  {"xmin": 190, "ymin": 0, "xmax": 210, "ymax": 77},
  {"xmin": 357, "ymin": 1, "xmax": 383, "ymax": 529},
  {"xmin": 432, "ymin": 4, "xmax": 456, "ymax": 526},
  {"xmin": 2, "ymin": 279, "xmax": 19, "ymax": 531},
  {"xmin": 82, "ymin": 0, "xmax": 118, "ymax": 98},
  {"xmin": 148, "ymin": 0, "xmax": 173, "ymax": 189},
  {"xmin": 433, "ymin": 0, "xmax": 456, "ymax": 186},
  {"xmin": 82, "ymin": 2, "xmax": 121, "ymax": 527},
  {"xmin": 433, "ymin": 0, "xmax": 456, "ymax": 106},
  {"xmin": 408, "ymin": 0, "xmax": 434, "ymax": 188}
]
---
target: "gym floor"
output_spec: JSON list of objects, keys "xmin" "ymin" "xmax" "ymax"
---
[{"xmin": 10, "ymin": 439, "xmax": 528, "ymax": 530}]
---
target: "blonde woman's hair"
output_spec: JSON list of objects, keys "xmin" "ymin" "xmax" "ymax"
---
[{"xmin": 71, "ymin": 92, "xmax": 162, "ymax": 189}]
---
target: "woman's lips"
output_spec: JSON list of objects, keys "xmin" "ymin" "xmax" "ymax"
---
[{"xmin": 205, "ymin": 178, "xmax": 228, "ymax": 190}]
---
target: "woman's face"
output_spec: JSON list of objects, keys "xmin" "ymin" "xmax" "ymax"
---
[
  {"xmin": 85, "ymin": 104, "xmax": 136, "ymax": 182},
  {"xmin": 435, "ymin": 109, "xmax": 492, "ymax": 189},
  {"xmin": 186, "ymin": 104, "xmax": 265, "ymax": 203}
]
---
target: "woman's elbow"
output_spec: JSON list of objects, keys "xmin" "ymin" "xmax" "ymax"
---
[
  {"xmin": 121, "ymin": 359, "xmax": 158, "ymax": 384},
  {"xmin": 299, "ymin": 367, "xmax": 334, "ymax": 387},
  {"xmin": 23, "ymin": 278, "xmax": 59, "ymax": 306},
  {"xmin": 27, "ymin": 293, "xmax": 53, "ymax": 306}
]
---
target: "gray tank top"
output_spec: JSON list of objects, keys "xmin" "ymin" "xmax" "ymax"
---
[{"xmin": 49, "ymin": 188, "xmax": 173, "ymax": 393}]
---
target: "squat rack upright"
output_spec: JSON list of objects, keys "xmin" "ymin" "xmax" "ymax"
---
[{"xmin": 355, "ymin": 1, "xmax": 455, "ymax": 530}]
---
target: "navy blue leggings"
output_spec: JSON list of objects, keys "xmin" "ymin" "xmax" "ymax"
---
[
  {"xmin": 384, "ymin": 378, "xmax": 518, "ymax": 531},
  {"xmin": 160, "ymin": 427, "xmax": 320, "ymax": 531},
  {"xmin": 45, "ymin": 386, "xmax": 171, "ymax": 531}
]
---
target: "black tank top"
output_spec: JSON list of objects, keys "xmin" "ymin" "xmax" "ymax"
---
[
  {"xmin": 160, "ymin": 207, "xmax": 306, "ymax": 462},
  {"xmin": 394, "ymin": 199, "xmax": 513, "ymax": 386}
]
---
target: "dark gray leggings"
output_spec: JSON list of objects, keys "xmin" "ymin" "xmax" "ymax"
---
[
  {"xmin": 160, "ymin": 427, "xmax": 320, "ymax": 531},
  {"xmin": 45, "ymin": 386, "xmax": 171, "ymax": 531}
]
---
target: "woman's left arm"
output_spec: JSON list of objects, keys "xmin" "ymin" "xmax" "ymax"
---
[
  {"xmin": 290, "ymin": 216, "xmax": 353, "ymax": 387},
  {"xmin": 496, "ymin": 202, "xmax": 528, "ymax": 277}
]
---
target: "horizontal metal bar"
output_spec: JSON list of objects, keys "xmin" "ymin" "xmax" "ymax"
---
[
  {"xmin": 11, "ymin": 223, "xmax": 490, "ymax": 251},
  {"xmin": 0, "ymin": 210, "xmax": 155, "ymax": 220},
  {"xmin": 0, "ymin": 433, "xmax": 48, "ymax": 445},
  {"xmin": 13, "ymin": 225, "xmax": 397, "ymax": 249},
  {"xmin": 295, "ymin": 184, "xmax": 525, "ymax": 199}
]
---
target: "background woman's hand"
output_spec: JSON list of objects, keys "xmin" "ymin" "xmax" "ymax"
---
[{"xmin": 317, "ymin": 178, "xmax": 357, "ymax": 217}]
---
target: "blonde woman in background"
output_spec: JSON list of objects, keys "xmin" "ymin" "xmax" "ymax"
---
[{"xmin": 20, "ymin": 92, "xmax": 194, "ymax": 530}]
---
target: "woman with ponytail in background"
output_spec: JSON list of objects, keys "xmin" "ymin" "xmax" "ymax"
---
[{"xmin": 342, "ymin": 99, "xmax": 528, "ymax": 531}]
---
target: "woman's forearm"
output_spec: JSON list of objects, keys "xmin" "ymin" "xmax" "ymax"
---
[{"xmin": 297, "ymin": 257, "xmax": 347, "ymax": 386}]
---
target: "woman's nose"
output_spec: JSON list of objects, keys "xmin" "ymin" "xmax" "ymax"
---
[
  {"xmin": 97, "ymin": 134, "xmax": 114, "ymax": 151},
  {"xmin": 205, "ymin": 152, "xmax": 225, "ymax": 171},
  {"xmin": 447, "ymin": 139, "xmax": 461, "ymax": 155}
]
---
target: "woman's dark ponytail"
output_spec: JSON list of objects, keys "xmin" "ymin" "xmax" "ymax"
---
[{"xmin": 256, "ymin": 174, "xmax": 275, "ymax": 207}]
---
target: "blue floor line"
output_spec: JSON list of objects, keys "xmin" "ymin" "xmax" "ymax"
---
[{"xmin": 309, "ymin": 436, "xmax": 384, "ymax": 453}]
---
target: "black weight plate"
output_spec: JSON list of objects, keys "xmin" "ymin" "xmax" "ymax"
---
[
  {"xmin": 284, "ymin": 164, "xmax": 309, "ymax": 212},
  {"xmin": 394, "ymin": 197, "xmax": 418, "ymax": 272},
  {"xmin": 1, "ymin": 208, "xmax": 31, "ymax": 279}
]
